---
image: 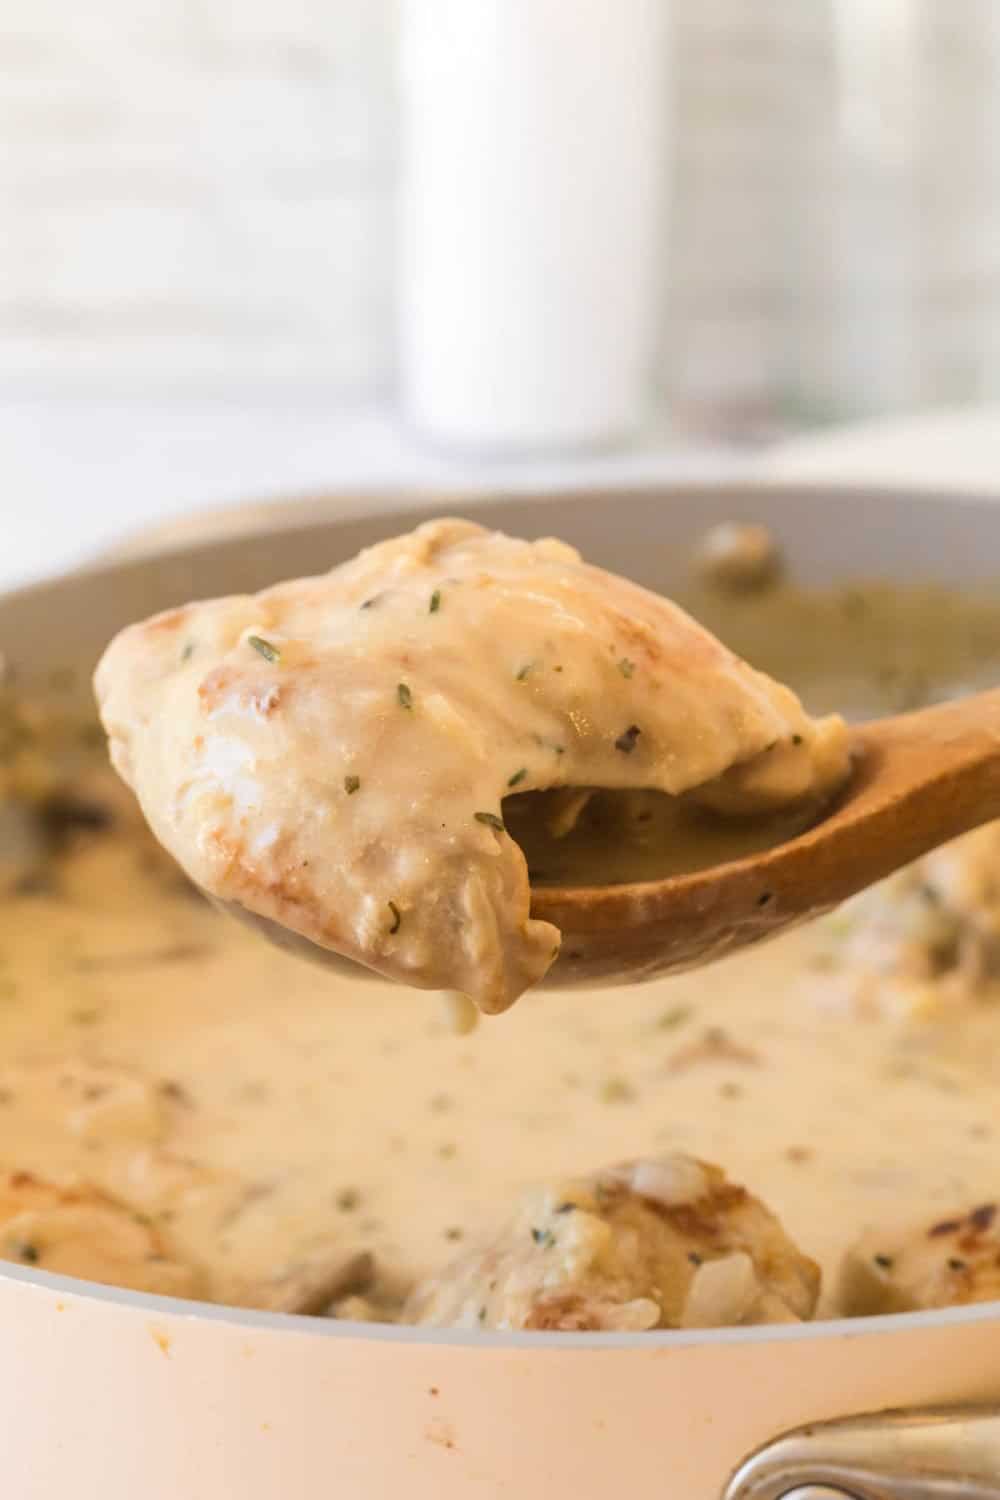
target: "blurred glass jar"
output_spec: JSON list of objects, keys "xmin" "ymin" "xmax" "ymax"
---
[{"xmin": 397, "ymin": 0, "xmax": 670, "ymax": 455}]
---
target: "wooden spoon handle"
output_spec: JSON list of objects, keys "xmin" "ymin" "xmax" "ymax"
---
[
  {"xmin": 680, "ymin": 686, "xmax": 1000, "ymax": 924},
  {"xmin": 853, "ymin": 685, "xmax": 1000, "ymax": 869}
]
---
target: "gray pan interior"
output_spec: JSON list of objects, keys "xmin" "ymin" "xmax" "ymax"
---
[{"xmin": 3, "ymin": 481, "xmax": 1000, "ymax": 682}]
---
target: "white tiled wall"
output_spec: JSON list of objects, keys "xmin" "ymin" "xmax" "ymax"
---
[
  {"xmin": 1, "ymin": 0, "xmax": 396, "ymax": 391},
  {"xmin": 3, "ymin": 0, "xmax": 999, "ymax": 420}
]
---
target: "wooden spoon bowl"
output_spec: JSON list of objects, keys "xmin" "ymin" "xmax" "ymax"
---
[{"xmin": 533, "ymin": 688, "xmax": 1000, "ymax": 987}]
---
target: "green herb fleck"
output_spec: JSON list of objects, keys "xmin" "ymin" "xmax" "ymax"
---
[
  {"xmin": 336, "ymin": 1187, "xmax": 361, "ymax": 1212},
  {"xmin": 601, "ymin": 1076, "xmax": 636, "ymax": 1104},
  {"xmin": 618, "ymin": 658, "xmax": 635, "ymax": 678},
  {"xmin": 180, "ymin": 642, "xmax": 195, "ymax": 663},
  {"xmin": 397, "ymin": 682, "xmax": 413, "ymax": 710},
  {"xmin": 478, "ymin": 1306, "xmax": 487, "ymax": 1323},
  {"xmin": 515, "ymin": 663, "xmax": 534, "ymax": 681},
  {"xmin": 614, "ymin": 724, "xmax": 641, "ymax": 754},
  {"xmin": 873, "ymin": 1253, "xmax": 894, "ymax": 1270},
  {"xmin": 429, "ymin": 589, "xmax": 441, "ymax": 614},
  {"xmin": 841, "ymin": 587, "xmax": 868, "ymax": 620},
  {"xmin": 656, "ymin": 1004, "xmax": 692, "ymax": 1031},
  {"xmin": 387, "ymin": 901, "xmax": 402, "ymax": 934},
  {"xmin": 344, "ymin": 774, "xmax": 361, "ymax": 795},
  {"xmin": 792, "ymin": 734, "xmax": 803, "ymax": 746},
  {"xmin": 248, "ymin": 635, "xmax": 280, "ymax": 664},
  {"xmin": 15, "ymin": 1242, "xmax": 39, "ymax": 1265},
  {"xmin": 507, "ymin": 767, "xmax": 527, "ymax": 788},
  {"xmin": 474, "ymin": 811, "xmax": 505, "ymax": 833},
  {"xmin": 530, "ymin": 1227, "xmax": 555, "ymax": 1249}
]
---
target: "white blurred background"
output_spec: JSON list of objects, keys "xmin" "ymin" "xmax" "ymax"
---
[
  {"xmin": 5, "ymin": 0, "xmax": 1000, "ymax": 427},
  {"xmin": 4, "ymin": 0, "xmax": 1000, "ymax": 593}
]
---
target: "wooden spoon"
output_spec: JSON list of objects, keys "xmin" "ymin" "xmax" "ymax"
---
[
  {"xmin": 533, "ymin": 689, "xmax": 1000, "ymax": 988},
  {"xmin": 228, "ymin": 691, "xmax": 1000, "ymax": 994}
]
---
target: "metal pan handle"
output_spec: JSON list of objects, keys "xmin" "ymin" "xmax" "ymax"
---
[{"xmin": 723, "ymin": 1407, "xmax": 1000, "ymax": 1500}]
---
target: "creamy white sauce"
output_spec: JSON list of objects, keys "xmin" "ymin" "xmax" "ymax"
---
[{"xmin": 0, "ymin": 805, "xmax": 998, "ymax": 1315}]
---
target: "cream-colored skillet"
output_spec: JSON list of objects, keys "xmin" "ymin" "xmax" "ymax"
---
[{"xmin": 3, "ymin": 482, "xmax": 1000, "ymax": 1500}]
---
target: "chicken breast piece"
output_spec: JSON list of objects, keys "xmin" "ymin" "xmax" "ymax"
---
[
  {"xmin": 404, "ymin": 1155, "xmax": 820, "ymax": 1332},
  {"xmin": 840, "ymin": 1199, "xmax": 1000, "ymax": 1315},
  {"xmin": 815, "ymin": 822, "xmax": 1000, "ymax": 1019},
  {"xmin": 0, "ymin": 1170, "xmax": 203, "ymax": 1298},
  {"xmin": 95, "ymin": 518, "xmax": 850, "ymax": 1012}
]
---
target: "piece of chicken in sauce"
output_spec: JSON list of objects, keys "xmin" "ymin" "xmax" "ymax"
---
[
  {"xmin": 0, "ymin": 1170, "xmax": 202, "ymax": 1298},
  {"xmin": 840, "ymin": 1198, "xmax": 1000, "ymax": 1315},
  {"xmin": 95, "ymin": 519, "xmax": 850, "ymax": 1014},
  {"xmin": 404, "ymin": 1155, "xmax": 820, "ymax": 1332},
  {"xmin": 815, "ymin": 822, "xmax": 1000, "ymax": 1019}
]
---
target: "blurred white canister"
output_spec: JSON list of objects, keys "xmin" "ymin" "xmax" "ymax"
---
[{"xmin": 398, "ymin": 0, "xmax": 670, "ymax": 454}]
